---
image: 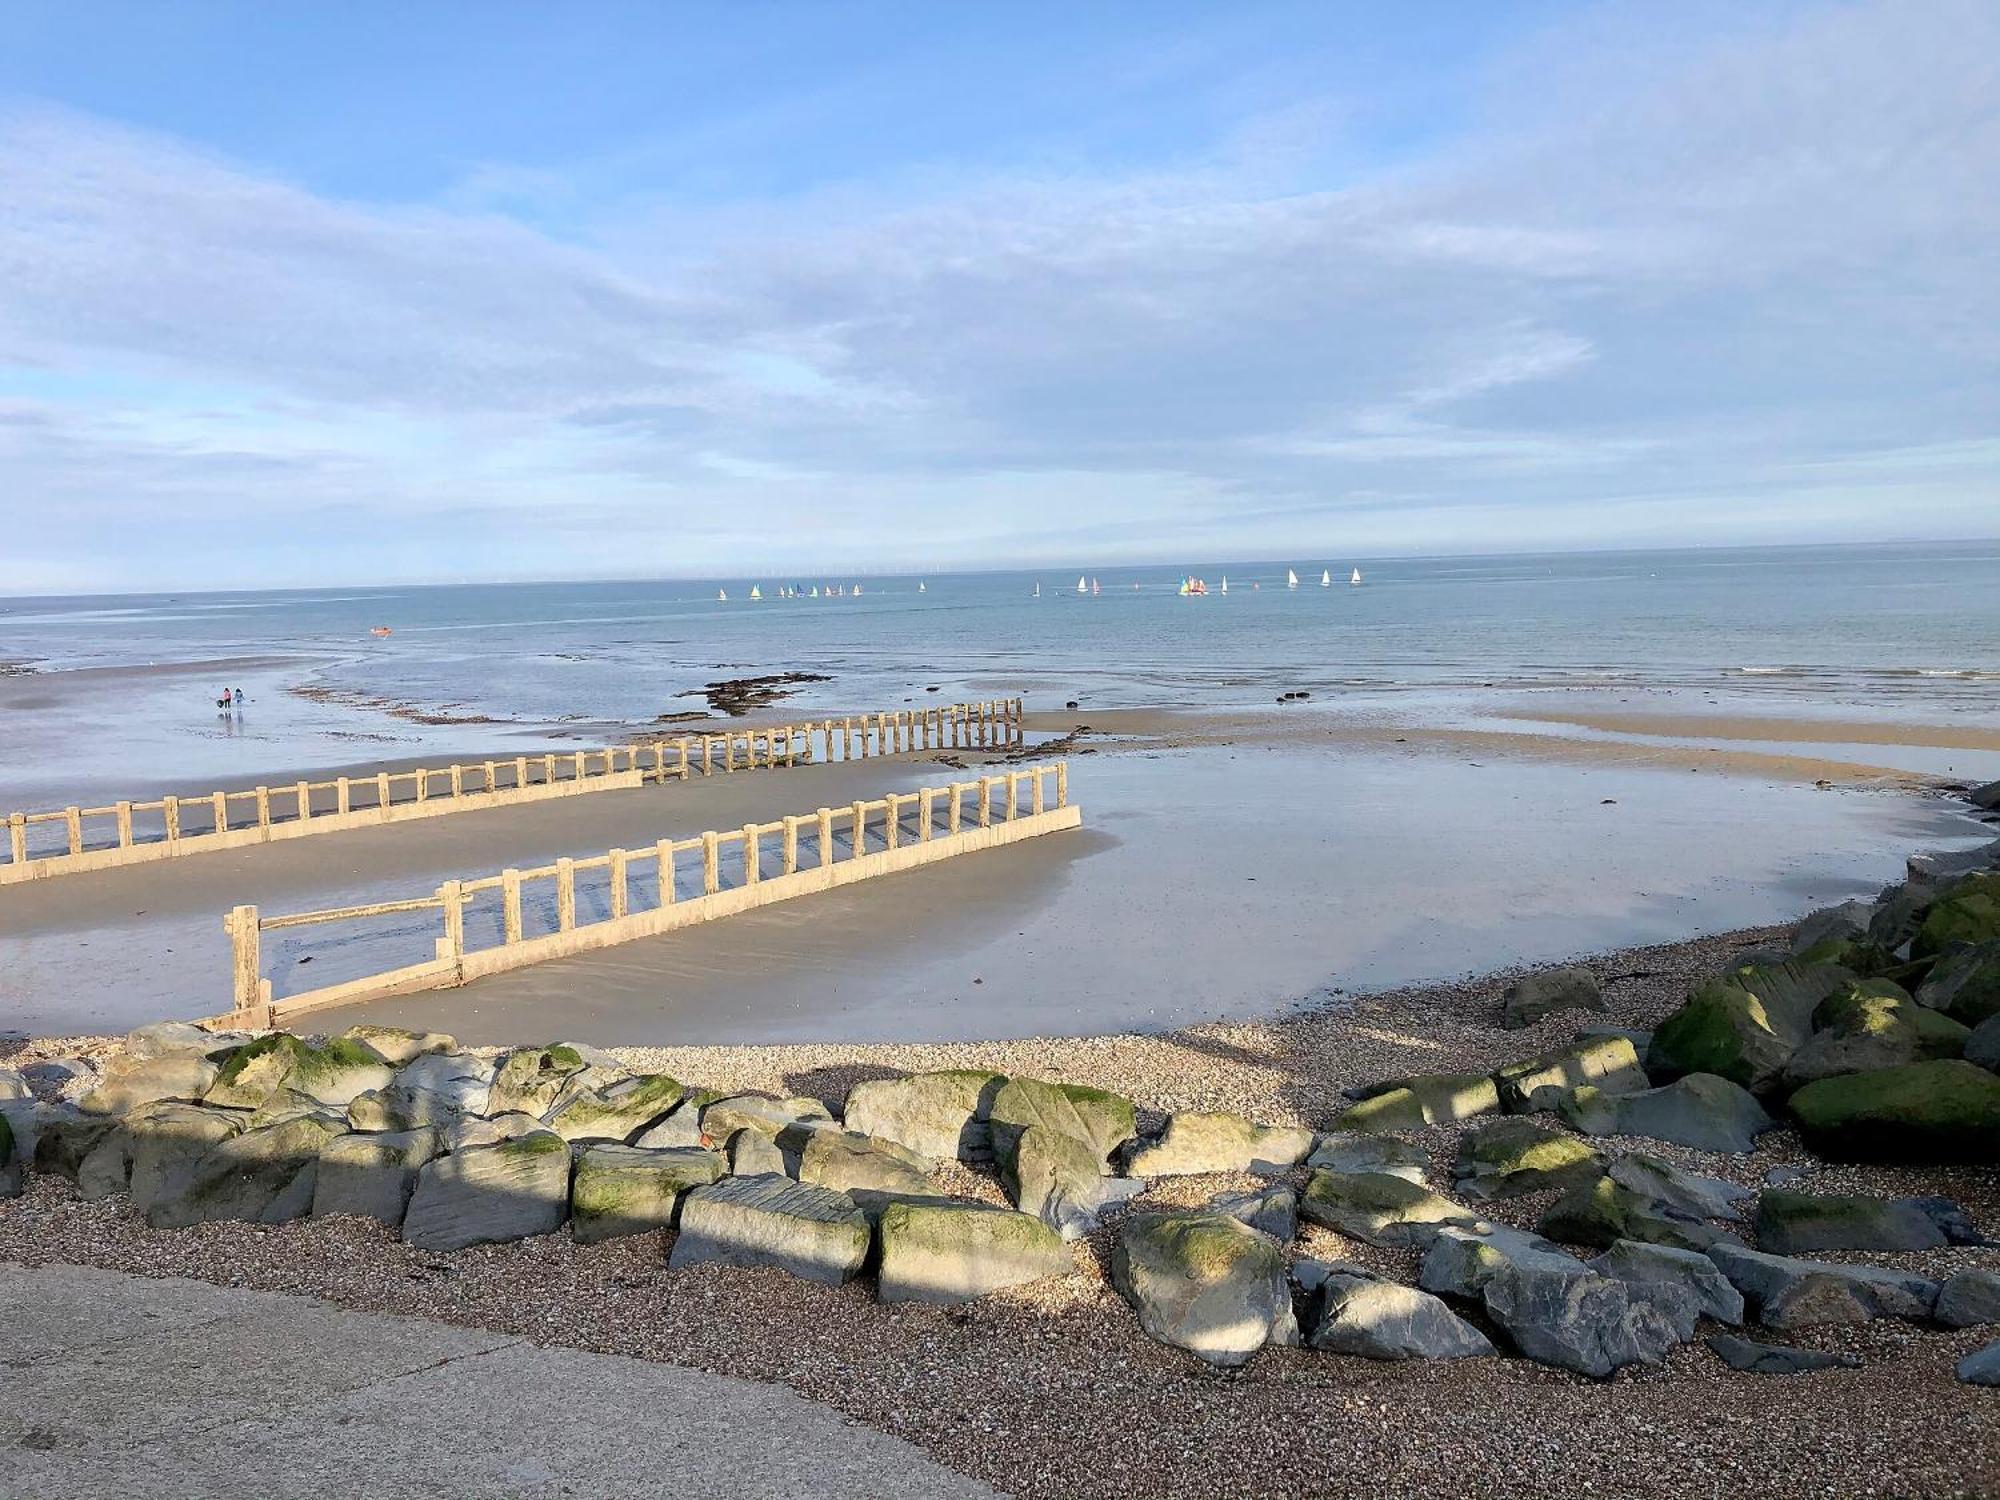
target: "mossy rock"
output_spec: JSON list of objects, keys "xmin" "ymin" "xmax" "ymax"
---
[
  {"xmin": 1299, "ymin": 1169, "xmax": 1478, "ymax": 1247},
  {"xmin": 1914, "ymin": 874, "xmax": 2000, "ymax": 959},
  {"xmin": 1788, "ymin": 1059, "xmax": 2000, "ymax": 1162},
  {"xmin": 1915, "ymin": 941, "xmax": 2000, "ymax": 1027},
  {"xmin": 1452, "ymin": 1118, "xmax": 1603, "ymax": 1200},
  {"xmin": 1110, "ymin": 1212, "xmax": 1295, "ymax": 1367},
  {"xmin": 1647, "ymin": 962, "xmax": 1851, "ymax": 1094},
  {"xmin": 877, "ymin": 1201, "xmax": 1069, "ymax": 1304},
  {"xmin": 546, "ymin": 1073, "xmax": 684, "ymax": 1143},
  {"xmin": 1783, "ymin": 981, "xmax": 1970, "ymax": 1087},
  {"xmin": 1537, "ymin": 1175, "xmax": 1724, "ymax": 1253},
  {"xmin": 987, "ymin": 1077, "xmax": 1137, "ymax": 1169},
  {"xmin": 488, "ymin": 1045, "xmax": 600, "ymax": 1116},
  {"xmin": 205, "ymin": 1033, "xmax": 393, "ymax": 1110},
  {"xmin": 1493, "ymin": 1035, "xmax": 1646, "ymax": 1114},
  {"xmin": 570, "ymin": 1144, "xmax": 722, "ymax": 1244}
]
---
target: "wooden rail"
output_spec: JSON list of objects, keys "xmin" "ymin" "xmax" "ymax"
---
[
  {"xmin": 208, "ymin": 758, "xmax": 1073, "ymax": 1029},
  {"xmin": 0, "ymin": 697, "xmax": 1024, "ymax": 885}
]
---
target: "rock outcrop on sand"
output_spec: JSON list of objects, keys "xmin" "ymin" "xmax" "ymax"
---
[{"xmin": 1111, "ymin": 1212, "xmax": 1296, "ymax": 1367}]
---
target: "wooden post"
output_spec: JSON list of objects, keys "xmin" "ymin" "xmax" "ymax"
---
[
  {"xmin": 679, "ymin": 742, "xmax": 691, "ymax": 780},
  {"xmin": 948, "ymin": 783, "xmax": 963, "ymax": 834},
  {"xmin": 609, "ymin": 848, "xmax": 629, "ymax": 919},
  {"xmin": 502, "ymin": 869, "xmax": 523, "ymax": 943},
  {"xmin": 296, "ymin": 780, "xmax": 313, "ymax": 823},
  {"xmin": 556, "ymin": 858, "xmax": 576, "ymax": 931},
  {"xmin": 821, "ymin": 722, "xmax": 835, "ymax": 762},
  {"xmin": 484, "ymin": 760, "xmax": 498, "ymax": 793},
  {"xmin": 513, "ymin": 756, "xmax": 528, "ymax": 791},
  {"xmin": 743, "ymin": 825, "xmax": 761, "ymax": 884},
  {"xmin": 656, "ymin": 838, "xmax": 676, "ymax": 904},
  {"xmin": 573, "ymin": 750, "xmax": 586, "ymax": 783},
  {"xmin": 885, "ymin": 795, "xmax": 900, "ymax": 851},
  {"xmin": 701, "ymin": 832, "xmax": 720, "ymax": 893},
  {"xmin": 1057, "ymin": 760, "xmax": 1069, "ymax": 807},
  {"xmin": 7, "ymin": 812, "xmax": 25, "ymax": 866},
  {"xmin": 64, "ymin": 805, "xmax": 82, "ymax": 855},
  {"xmin": 439, "ymin": 879, "xmax": 465, "ymax": 969},
  {"xmin": 952, "ymin": 706, "xmax": 964, "ymax": 748},
  {"xmin": 163, "ymin": 795, "xmax": 181, "ymax": 844},
  {"xmin": 843, "ymin": 718, "xmax": 855, "ymax": 759},
  {"xmin": 1033, "ymin": 768, "xmax": 1046, "ymax": 814},
  {"xmin": 252, "ymin": 786, "xmax": 270, "ymax": 829},
  {"xmin": 336, "ymin": 777, "xmax": 352, "ymax": 815},
  {"xmin": 782, "ymin": 816, "xmax": 799, "ymax": 874},
  {"xmin": 451, "ymin": 764, "xmax": 465, "ymax": 797},
  {"xmin": 724, "ymin": 735, "xmax": 737, "ymax": 773},
  {"xmin": 919, "ymin": 786, "xmax": 935, "ymax": 841},
  {"xmin": 702, "ymin": 737, "xmax": 714, "ymax": 776},
  {"xmin": 817, "ymin": 807, "xmax": 835, "ymax": 867},
  {"xmin": 877, "ymin": 712, "xmax": 889, "ymax": 756},
  {"xmin": 852, "ymin": 799, "xmax": 867, "ymax": 856},
  {"xmin": 227, "ymin": 905, "xmax": 264, "ymax": 1024},
  {"xmin": 1006, "ymin": 771, "xmax": 1019, "ymax": 821},
  {"xmin": 542, "ymin": 753, "xmax": 557, "ymax": 786},
  {"xmin": 416, "ymin": 769, "xmax": 431, "ymax": 804},
  {"xmin": 979, "ymin": 776, "xmax": 993, "ymax": 827},
  {"xmin": 213, "ymin": 791, "xmax": 228, "ymax": 833},
  {"xmin": 115, "ymin": 801, "xmax": 133, "ymax": 847}
]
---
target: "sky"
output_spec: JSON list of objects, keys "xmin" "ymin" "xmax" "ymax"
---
[{"xmin": 0, "ymin": 0, "xmax": 1995, "ymax": 592}]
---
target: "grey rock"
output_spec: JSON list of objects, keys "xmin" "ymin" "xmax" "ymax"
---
[
  {"xmin": 1111, "ymin": 1212, "xmax": 1297, "ymax": 1367},
  {"xmin": 1706, "ymin": 1242, "xmax": 1938, "ymax": 1328},
  {"xmin": 338, "ymin": 1024, "xmax": 457, "ymax": 1066},
  {"xmin": 1494, "ymin": 1035, "xmax": 1648, "ymax": 1115},
  {"xmin": 120, "ymin": 1102, "xmax": 244, "ymax": 1217},
  {"xmin": 1967, "ymin": 1014, "xmax": 2000, "ymax": 1072},
  {"xmin": 795, "ymin": 1128, "xmax": 931, "ymax": 1195},
  {"xmin": 630, "ymin": 1097, "xmax": 709, "ymax": 1149},
  {"xmin": 1305, "ymin": 1134, "xmax": 1429, "ymax": 1183},
  {"xmin": 486, "ymin": 1044, "xmax": 615, "ymax": 1116},
  {"xmin": 1764, "ymin": 1164, "xmax": 1810, "ymax": 1187},
  {"xmin": 123, "ymin": 1021, "xmax": 251, "ymax": 1061},
  {"xmin": 1005, "ymin": 1123, "xmax": 1145, "ymax": 1241},
  {"xmin": 1609, "ymin": 1153, "xmax": 1752, "ymax": 1221},
  {"xmin": 1909, "ymin": 842, "xmax": 2000, "ymax": 889},
  {"xmin": 1453, "ymin": 1117, "xmax": 1604, "ymax": 1200},
  {"xmin": 1539, "ymin": 1175, "xmax": 1729, "ymax": 1253},
  {"xmin": 1971, "ymin": 779, "xmax": 2000, "ymax": 811},
  {"xmin": 438, "ymin": 1110, "xmax": 545, "ymax": 1154},
  {"xmin": 0, "ymin": 1111, "xmax": 18, "ymax": 1199},
  {"xmin": 32, "ymin": 1105, "xmax": 119, "ymax": 1181},
  {"xmin": 19, "ymin": 1057, "xmax": 98, "ymax": 1101},
  {"xmin": 1307, "ymin": 1274, "xmax": 1495, "ymax": 1360},
  {"xmin": 842, "ymin": 1069, "xmax": 1004, "ymax": 1163},
  {"xmin": 1502, "ymin": 966, "xmax": 1605, "ymax": 1029},
  {"xmin": 1300, "ymin": 1170, "xmax": 1481, "ymax": 1248},
  {"xmin": 312, "ymin": 1128, "xmax": 440, "ymax": 1225},
  {"xmin": 1755, "ymin": 1191, "xmax": 1979, "ymax": 1254},
  {"xmin": 1590, "ymin": 1239, "xmax": 1744, "ymax": 1324},
  {"xmin": 1337, "ymin": 1074, "xmax": 1499, "ymax": 1132},
  {"xmin": 1936, "ymin": 1269, "xmax": 2000, "ymax": 1329},
  {"xmin": 146, "ymin": 1114, "xmax": 342, "ymax": 1229},
  {"xmin": 1560, "ymin": 1072, "xmax": 1775, "ymax": 1153},
  {"xmin": 726, "ymin": 1129, "xmax": 787, "ymax": 1177},
  {"xmin": 700, "ymin": 1093, "xmax": 834, "ymax": 1143},
  {"xmin": 570, "ymin": 1144, "xmax": 723, "ymax": 1244},
  {"xmin": 545, "ymin": 1073, "xmax": 684, "ymax": 1143},
  {"xmin": 1419, "ymin": 1223, "xmax": 1587, "ymax": 1300},
  {"xmin": 1, "ymin": 1098, "xmax": 49, "ymax": 1178},
  {"xmin": 876, "ymin": 1201, "xmax": 1070, "ymax": 1304},
  {"xmin": 1124, "ymin": 1111, "xmax": 1313, "ymax": 1176},
  {"xmin": 1482, "ymin": 1264, "xmax": 1697, "ymax": 1377},
  {"xmin": 0, "ymin": 1068, "xmax": 30, "ymax": 1100},
  {"xmin": 987, "ymin": 1076, "xmax": 1137, "ymax": 1167},
  {"xmin": 1292, "ymin": 1258, "xmax": 1384, "ymax": 1295},
  {"xmin": 1791, "ymin": 901, "xmax": 1877, "ymax": 956},
  {"xmin": 1959, "ymin": 1339, "xmax": 2000, "ymax": 1386},
  {"xmin": 402, "ymin": 1131, "xmax": 572, "ymax": 1250},
  {"xmin": 1707, "ymin": 1333, "xmax": 1861, "ymax": 1374},
  {"xmin": 203, "ymin": 1034, "xmax": 396, "ymax": 1110},
  {"xmin": 77, "ymin": 1054, "xmax": 220, "ymax": 1116},
  {"xmin": 1209, "ymin": 1184, "xmax": 1297, "ymax": 1243},
  {"xmin": 669, "ymin": 1175, "xmax": 870, "ymax": 1286}
]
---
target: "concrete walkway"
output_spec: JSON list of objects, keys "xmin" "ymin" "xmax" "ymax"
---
[{"xmin": 0, "ymin": 1263, "xmax": 1002, "ymax": 1499}]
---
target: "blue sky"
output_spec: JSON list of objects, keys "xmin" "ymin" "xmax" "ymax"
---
[{"xmin": 1, "ymin": 0, "xmax": 1994, "ymax": 590}]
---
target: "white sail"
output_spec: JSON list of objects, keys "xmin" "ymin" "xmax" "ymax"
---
[
  {"xmin": 1351, "ymin": 567, "xmax": 1362, "ymax": 585},
  {"xmin": 1286, "ymin": 568, "xmax": 1298, "ymax": 589},
  {"xmin": 717, "ymin": 588, "xmax": 727, "ymax": 601},
  {"xmin": 918, "ymin": 581, "xmax": 926, "ymax": 593},
  {"xmin": 1077, "ymin": 575, "xmax": 1087, "ymax": 593},
  {"xmin": 1033, "ymin": 582, "xmax": 1041, "ymax": 597},
  {"xmin": 1321, "ymin": 569, "xmax": 1331, "ymax": 586},
  {"xmin": 1220, "ymin": 575, "xmax": 1228, "ymax": 594},
  {"xmin": 1091, "ymin": 576, "xmax": 1100, "ymax": 594}
]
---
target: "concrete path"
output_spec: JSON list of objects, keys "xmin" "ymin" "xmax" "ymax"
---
[{"xmin": 0, "ymin": 1262, "xmax": 1002, "ymax": 1499}]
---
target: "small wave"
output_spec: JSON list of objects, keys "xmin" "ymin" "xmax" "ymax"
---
[{"xmin": 1731, "ymin": 666, "xmax": 1807, "ymax": 676}]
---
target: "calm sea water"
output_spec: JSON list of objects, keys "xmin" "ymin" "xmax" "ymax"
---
[{"xmin": 4, "ymin": 543, "xmax": 1999, "ymax": 727}]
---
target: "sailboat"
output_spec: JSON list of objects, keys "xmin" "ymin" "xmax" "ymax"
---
[
  {"xmin": 1320, "ymin": 569, "xmax": 1331, "ymax": 587},
  {"xmin": 1091, "ymin": 577, "xmax": 1101, "ymax": 595},
  {"xmin": 749, "ymin": 584, "xmax": 762, "ymax": 600},
  {"xmin": 717, "ymin": 588, "xmax": 728, "ymax": 601},
  {"xmin": 918, "ymin": 581, "xmax": 926, "ymax": 593},
  {"xmin": 1286, "ymin": 568, "xmax": 1299, "ymax": 590},
  {"xmin": 1033, "ymin": 582, "xmax": 1041, "ymax": 598},
  {"xmin": 1350, "ymin": 567, "xmax": 1363, "ymax": 586},
  {"xmin": 1076, "ymin": 575, "xmax": 1087, "ymax": 594},
  {"xmin": 1220, "ymin": 576, "xmax": 1229, "ymax": 594},
  {"xmin": 853, "ymin": 583, "xmax": 863, "ymax": 596}
]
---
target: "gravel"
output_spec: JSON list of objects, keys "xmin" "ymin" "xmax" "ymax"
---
[{"xmin": 4, "ymin": 923, "xmax": 1997, "ymax": 1499}]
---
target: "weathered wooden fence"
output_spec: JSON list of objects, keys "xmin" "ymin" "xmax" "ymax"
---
[
  {"xmin": 209, "ymin": 759, "xmax": 1072, "ymax": 1028},
  {"xmin": 0, "ymin": 697, "xmax": 1024, "ymax": 885}
]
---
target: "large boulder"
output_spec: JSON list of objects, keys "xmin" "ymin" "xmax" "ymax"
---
[
  {"xmin": 0, "ymin": 1111, "xmax": 19, "ymax": 1198},
  {"xmin": 1299, "ymin": 1170, "xmax": 1479, "ymax": 1248},
  {"xmin": 312, "ymin": 1128, "xmax": 440, "ymax": 1225},
  {"xmin": 1707, "ymin": 1334, "xmax": 1860, "ymax": 1375},
  {"xmin": 1418, "ymin": 1223, "xmax": 1587, "ymax": 1300},
  {"xmin": 1607, "ymin": 1153, "xmax": 1751, "ymax": 1221},
  {"xmin": 570, "ymin": 1144, "xmax": 722, "ymax": 1244},
  {"xmin": 1004, "ymin": 1124, "xmax": 1144, "ymax": 1240},
  {"xmin": 630, "ymin": 1092, "xmax": 719, "ymax": 1150},
  {"xmin": 1913, "ymin": 872, "xmax": 2000, "ymax": 959},
  {"xmin": 668, "ymin": 1175, "xmax": 870, "ymax": 1285},
  {"xmin": 725, "ymin": 1130, "xmax": 786, "ymax": 1177},
  {"xmin": 1792, "ymin": 901, "xmax": 1877, "ymax": 957},
  {"xmin": 1481, "ymin": 1263, "xmax": 1696, "ymax": 1377},
  {"xmin": 876, "ymin": 1202, "xmax": 1069, "ymax": 1303},
  {"xmin": 1306, "ymin": 1272, "xmax": 1495, "ymax": 1360},
  {"xmin": 1786, "ymin": 1059, "xmax": 2000, "ymax": 1161},
  {"xmin": 1561, "ymin": 1072, "xmax": 1775, "ymax": 1153},
  {"xmin": 33, "ymin": 1105, "xmax": 122, "ymax": 1181},
  {"xmin": 698, "ymin": 1093, "xmax": 833, "ymax": 1144},
  {"xmin": 124, "ymin": 1021, "xmax": 251, "ymax": 1061},
  {"xmin": 1647, "ymin": 962, "xmax": 1852, "ymax": 1093},
  {"xmin": 795, "ymin": 1129, "xmax": 932, "ymax": 1196},
  {"xmin": 1338, "ymin": 1074, "xmax": 1499, "ymax": 1133},
  {"xmin": 1111, "ymin": 1212, "xmax": 1296, "ymax": 1368},
  {"xmin": 1452, "ymin": 1118, "xmax": 1603, "ymax": 1200},
  {"xmin": 1502, "ymin": 966, "xmax": 1605, "ymax": 1030},
  {"xmin": 1306, "ymin": 1134, "xmax": 1430, "ymax": 1183},
  {"xmin": 1968, "ymin": 1014, "xmax": 2000, "ymax": 1072},
  {"xmin": 1493, "ymin": 1035, "xmax": 1647, "ymax": 1114},
  {"xmin": 1781, "ymin": 981, "xmax": 1969, "ymax": 1087},
  {"xmin": 987, "ymin": 1077, "xmax": 1137, "ymax": 1168},
  {"xmin": 1914, "ymin": 941, "xmax": 2000, "ymax": 1027},
  {"xmin": 338, "ymin": 1025, "xmax": 456, "ymax": 1066},
  {"xmin": 545, "ymin": 1073, "xmax": 684, "ymax": 1143},
  {"xmin": 1209, "ymin": 1183, "xmax": 1298, "ymax": 1242},
  {"xmin": 1962, "ymin": 1341, "xmax": 2000, "ymax": 1387},
  {"xmin": 205, "ymin": 1034, "xmax": 394, "ymax": 1110},
  {"xmin": 76, "ymin": 1053, "xmax": 220, "ymax": 1115},
  {"xmin": 1589, "ymin": 1240, "xmax": 1744, "ymax": 1325},
  {"xmin": 401, "ymin": 1131, "xmax": 572, "ymax": 1250},
  {"xmin": 1754, "ymin": 1190, "xmax": 1978, "ymax": 1254},
  {"xmin": 123, "ymin": 1101, "xmax": 245, "ymax": 1218},
  {"xmin": 486, "ymin": 1044, "xmax": 616, "ymax": 1116},
  {"xmin": 1124, "ymin": 1111, "xmax": 1313, "ymax": 1176},
  {"xmin": 842, "ymin": 1070, "xmax": 1005, "ymax": 1162},
  {"xmin": 1706, "ymin": 1242, "xmax": 1938, "ymax": 1329},
  {"xmin": 146, "ymin": 1113, "xmax": 342, "ymax": 1229},
  {"xmin": 1936, "ymin": 1270, "xmax": 2000, "ymax": 1329},
  {"xmin": 1539, "ymin": 1176, "xmax": 1728, "ymax": 1253}
]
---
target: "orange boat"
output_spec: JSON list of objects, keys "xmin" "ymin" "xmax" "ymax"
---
[{"xmin": 370, "ymin": 626, "xmax": 392, "ymax": 636}]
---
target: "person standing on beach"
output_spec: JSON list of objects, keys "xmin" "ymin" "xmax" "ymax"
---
[{"xmin": 232, "ymin": 687, "xmax": 244, "ymax": 708}]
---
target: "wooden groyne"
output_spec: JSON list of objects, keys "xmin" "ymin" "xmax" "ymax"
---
[
  {"xmin": 0, "ymin": 698, "xmax": 1024, "ymax": 885},
  {"xmin": 210, "ymin": 760, "xmax": 1073, "ymax": 1028}
]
